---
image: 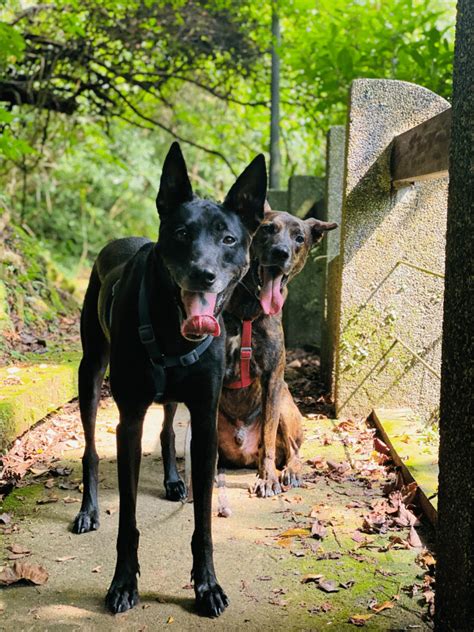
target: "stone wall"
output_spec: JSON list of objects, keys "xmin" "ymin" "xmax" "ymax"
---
[
  {"xmin": 283, "ymin": 176, "xmax": 325, "ymax": 348},
  {"xmin": 333, "ymin": 79, "xmax": 450, "ymax": 422}
]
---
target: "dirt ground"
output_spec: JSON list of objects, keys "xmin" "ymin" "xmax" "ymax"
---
[{"xmin": 0, "ymin": 394, "xmax": 435, "ymax": 632}]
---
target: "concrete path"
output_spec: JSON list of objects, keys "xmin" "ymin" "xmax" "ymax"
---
[{"xmin": 0, "ymin": 400, "xmax": 432, "ymax": 631}]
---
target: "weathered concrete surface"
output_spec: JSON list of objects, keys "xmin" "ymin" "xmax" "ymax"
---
[
  {"xmin": 0, "ymin": 357, "xmax": 79, "ymax": 448},
  {"xmin": 334, "ymin": 79, "xmax": 450, "ymax": 422},
  {"xmin": 0, "ymin": 401, "xmax": 431, "ymax": 631},
  {"xmin": 267, "ymin": 189, "xmax": 288, "ymax": 212},
  {"xmin": 320, "ymin": 126, "xmax": 346, "ymax": 391},
  {"xmin": 283, "ymin": 176, "xmax": 326, "ymax": 349}
]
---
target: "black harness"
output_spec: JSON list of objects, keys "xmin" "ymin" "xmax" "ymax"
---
[{"xmin": 136, "ymin": 263, "xmax": 213, "ymax": 401}]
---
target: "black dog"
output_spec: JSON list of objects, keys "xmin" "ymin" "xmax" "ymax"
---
[{"xmin": 73, "ymin": 142, "xmax": 266, "ymax": 617}]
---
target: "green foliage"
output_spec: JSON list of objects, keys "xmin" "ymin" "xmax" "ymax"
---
[{"xmin": 0, "ymin": 0, "xmax": 457, "ymax": 279}]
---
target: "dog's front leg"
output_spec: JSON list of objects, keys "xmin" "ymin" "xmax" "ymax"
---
[
  {"xmin": 254, "ymin": 370, "xmax": 284, "ymax": 498},
  {"xmin": 187, "ymin": 395, "xmax": 228, "ymax": 617},
  {"xmin": 106, "ymin": 407, "xmax": 145, "ymax": 614}
]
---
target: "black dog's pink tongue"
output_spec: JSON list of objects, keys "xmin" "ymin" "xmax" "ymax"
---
[
  {"xmin": 260, "ymin": 268, "xmax": 284, "ymax": 316},
  {"xmin": 181, "ymin": 291, "xmax": 220, "ymax": 338}
]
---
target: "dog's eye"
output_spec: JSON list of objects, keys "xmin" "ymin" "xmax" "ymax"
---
[
  {"xmin": 295, "ymin": 234, "xmax": 305, "ymax": 244},
  {"xmin": 174, "ymin": 228, "xmax": 188, "ymax": 241},
  {"xmin": 223, "ymin": 235, "xmax": 236, "ymax": 245},
  {"xmin": 262, "ymin": 223, "xmax": 275, "ymax": 234}
]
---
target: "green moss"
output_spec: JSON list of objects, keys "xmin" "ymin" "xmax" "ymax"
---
[
  {"xmin": 0, "ymin": 358, "xmax": 79, "ymax": 449},
  {"xmin": 0, "ymin": 483, "xmax": 44, "ymax": 517},
  {"xmin": 0, "ymin": 280, "xmax": 12, "ymax": 332}
]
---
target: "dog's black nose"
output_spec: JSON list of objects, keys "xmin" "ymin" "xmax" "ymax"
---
[
  {"xmin": 271, "ymin": 245, "xmax": 290, "ymax": 262},
  {"xmin": 190, "ymin": 268, "xmax": 216, "ymax": 288}
]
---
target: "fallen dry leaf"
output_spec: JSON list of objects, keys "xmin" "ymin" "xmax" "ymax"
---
[
  {"xmin": 36, "ymin": 495, "xmax": 59, "ymax": 505},
  {"xmin": 279, "ymin": 528, "xmax": 310, "ymax": 538},
  {"xmin": 340, "ymin": 580, "xmax": 355, "ymax": 590},
  {"xmin": 0, "ymin": 561, "xmax": 48, "ymax": 586},
  {"xmin": 370, "ymin": 600, "xmax": 394, "ymax": 613},
  {"xmin": 416, "ymin": 550, "xmax": 436, "ymax": 568},
  {"xmin": 55, "ymin": 556, "xmax": 76, "ymax": 562},
  {"xmin": 91, "ymin": 565, "xmax": 102, "ymax": 573},
  {"xmin": 301, "ymin": 573, "xmax": 324, "ymax": 584},
  {"xmin": 166, "ymin": 616, "xmax": 174, "ymax": 624},
  {"xmin": 317, "ymin": 579, "xmax": 340, "ymax": 593},
  {"xmin": 63, "ymin": 496, "xmax": 80, "ymax": 504},
  {"xmin": 0, "ymin": 513, "xmax": 11, "ymax": 525},
  {"xmin": 7, "ymin": 544, "xmax": 31, "ymax": 555},
  {"xmin": 373, "ymin": 437, "xmax": 390, "ymax": 455},
  {"xmin": 407, "ymin": 526, "xmax": 422, "ymax": 548},
  {"xmin": 349, "ymin": 613, "xmax": 373, "ymax": 626},
  {"xmin": 311, "ymin": 520, "xmax": 327, "ymax": 540}
]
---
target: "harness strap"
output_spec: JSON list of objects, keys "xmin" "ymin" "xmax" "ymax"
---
[
  {"xmin": 225, "ymin": 319, "xmax": 254, "ymax": 389},
  {"xmin": 137, "ymin": 264, "xmax": 213, "ymax": 401}
]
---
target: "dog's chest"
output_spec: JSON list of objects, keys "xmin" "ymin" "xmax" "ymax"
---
[{"xmin": 224, "ymin": 329, "xmax": 265, "ymax": 383}]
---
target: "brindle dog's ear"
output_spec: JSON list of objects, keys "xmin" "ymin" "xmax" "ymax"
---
[
  {"xmin": 306, "ymin": 218, "xmax": 338, "ymax": 246},
  {"xmin": 224, "ymin": 154, "xmax": 267, "ymax": 234},
  {"xmin": 156, "ymin": 142, "xmax": 193, "ymax": 217}
]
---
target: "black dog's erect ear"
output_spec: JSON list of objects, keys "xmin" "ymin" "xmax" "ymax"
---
[
  {"xmin": 224, "ymin": 154, "xmax": 267, "ymax": 233},
  {"xmin": 156, "ymin": 142, "xmax": 193, "ymax": 217},
  {"xmin": 306, "ymin": 218, "xmax": 338, "ymax": 245}
]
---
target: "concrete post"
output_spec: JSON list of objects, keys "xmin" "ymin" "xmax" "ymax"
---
[
  {"xmin": 266, "ymin": 189, "xmax": 288, "ymax": 212},
  {"xmin": 334, "ymin": 79, "xmax": 450, "ymax": 422},
  {"xmin": 320, "ymin": 126, "xmax": 346, "ymax": 392}
]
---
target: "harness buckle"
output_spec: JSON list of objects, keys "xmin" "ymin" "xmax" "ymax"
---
[
  {"xmin": 180, "ymin": 350, "xmax": 200, "ymax": 366},
  {"xmin": 138, "ymin": 324, "xmax": 155, "ymax": 344},
  {"xmin": 240, "ymin": 347, "xmax": 252, "ymax": 360}
]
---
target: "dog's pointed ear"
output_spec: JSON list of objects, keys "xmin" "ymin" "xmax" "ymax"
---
[
  {"xmin": 156, "ymin": 142, "xmax": 193, "ymax": 217},
  {"xmin": 224, "ymin": 154, "xmax": 267, "ymax": 233},
  {"xmin": 305, "ymin": 218, "xmax": 338, "ymax": 246}
]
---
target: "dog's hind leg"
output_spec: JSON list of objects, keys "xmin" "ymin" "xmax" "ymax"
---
[
  {"xmin": 277, "ymin": 384, "xmax": 303, "ymax": 489},
  {"xmin": 160, "ymin": 402, "xmax": 187, "ymax": 501},
  {"xmin": 216, "ymin": 466, "xmax": 232, "ymax": 518},
  {"xmin": 73, "ymin": 266, "xmax": 110, "ymax": 534}
]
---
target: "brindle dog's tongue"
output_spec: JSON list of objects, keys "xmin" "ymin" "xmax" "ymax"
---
[
  {"xmin": 260, "ymin": 268, "xmax": 284, "ymax": 316},
  {"xmin": 180, "ymin": 291, "xmax": 220, "ymax": 338}
]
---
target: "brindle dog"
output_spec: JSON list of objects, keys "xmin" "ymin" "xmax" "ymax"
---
[
  {"xmin": 217, "ymin": 209, "xmax": 337, "ymax": 500},
  {"xmin": 160, "ymin": 209, "xmax": 337, "ymax": 507}
]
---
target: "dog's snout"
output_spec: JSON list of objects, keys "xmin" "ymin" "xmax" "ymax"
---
[
  {"xmin": 271, "ymin": 245, "xmax": 290, "ymax": 262},
  {"xmin": 189, "ymin": 267, "xmax": 216, "ymax": 288}
]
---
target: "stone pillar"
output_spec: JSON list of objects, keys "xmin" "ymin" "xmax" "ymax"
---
[
  {"xmin": 320, "ymin": 126, "xmax": 346, "ymax": 392},
  {"xmin": 283, "ymin": 175, "xmax": 325, "ymax": 348},
  {"xmin": 266, "ymin": 189, "xmax": 287, "ymax": 212},
  {"xmin": 334, "ymin": 79, "xmax": 450, "ymax": 422},
  {"xmin": 435, "ymin": 0, "xmax": 474, "ymax": 628}
]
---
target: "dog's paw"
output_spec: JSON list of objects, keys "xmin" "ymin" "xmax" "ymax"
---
[
  {"xmin": 280, "ymin": 464, "xmax": 302, "ymax": 489},
  {"xmin": 195, "ymin": 582, "xmax": 229, "ymax": 618},
  {"xmin": 280, "ymin": 468, "xmax": 301, "ymax": 488},
  {"xmin": 72, "ymin": 509, "xmax": 99, "ymax": 534},
  {"xmin": 105, "ymin": 578, "xmax": 139, "ymax": 614},
  {"xmin": 165, "ymin": 479, "xmax": 188, "ymax": 502},
  {"xmin": 253, "ymin": 476, "xmax": 282, "ymax": 498}
]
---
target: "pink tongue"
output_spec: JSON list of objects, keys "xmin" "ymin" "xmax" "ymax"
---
[
  {"xmin": 260, "ymin": 268, "xmax": 284, "ymax": 315},
  {"xmin": 181, "ymin": 291, "xmax": 220, "ymax": 338}
]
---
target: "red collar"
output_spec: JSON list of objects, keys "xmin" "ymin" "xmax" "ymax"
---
[{"xmin": 224, "ymin": 319, "xmax": 254, "ymax": 389}]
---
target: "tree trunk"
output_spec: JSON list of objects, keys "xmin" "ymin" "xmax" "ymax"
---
[
  {"xmin": 435, "ymin": 1, "xmax": 474, "ymax": 630},
  {"xmin": 269, "ymin": 2, "xmax": 281, "ymax": 189}
]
